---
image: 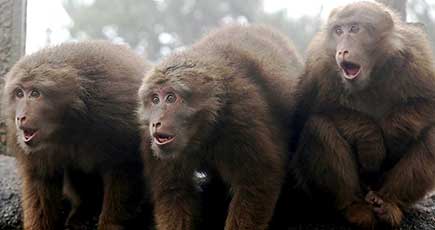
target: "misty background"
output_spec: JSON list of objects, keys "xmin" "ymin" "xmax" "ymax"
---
[{"xmin": 26, "ymin": 0, "xmax": 435, "ymax": 60}]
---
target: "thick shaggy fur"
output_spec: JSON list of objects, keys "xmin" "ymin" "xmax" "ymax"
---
[
  {"xmin": 138, "ymin": 24, "xmax": 302, "ymax": 230},
  {"xmin": 3, "ymin": 41, "xmax": 149, "ymax": 230},
  {"xmin": 291, "ymin": 1, "xmax": 435, "ymax": 229}
]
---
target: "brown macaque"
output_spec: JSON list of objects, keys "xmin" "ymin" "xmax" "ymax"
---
[
  {"xmin": 138, "ymin": 24, "xmax": 303, "ymax": 230},
  {"xmin": 291, "ymin": 1, "xmax": 435, "ymax": 229},
  {"xmin": 2, "ymin": 41, "xmax": 150, "ymax": 230}
]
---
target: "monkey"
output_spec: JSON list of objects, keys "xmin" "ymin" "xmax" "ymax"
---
[
  {"xmin": 137, "ymin": 24, "xmax": 303, "ymax": 230},
  {"xmin": 290, "ymin": 1, "xmax": 435, "ymax": 229},
  {"xmin": 2, "ymin": 41, "xmax": 150, "ymax": 230}
]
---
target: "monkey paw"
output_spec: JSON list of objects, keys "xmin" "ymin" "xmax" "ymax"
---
[
  {"xmin": 365, "ymin": 191, "xmax": 403, "ymax": 227},
  {"xmin": 343, "ymin": 202, "xmax": 376, "ymax": 230},
  {"xmin": 365, "ymin": 191, "xmax": 384, "ymax": 210}
]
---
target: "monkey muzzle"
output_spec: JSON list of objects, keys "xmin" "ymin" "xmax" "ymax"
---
[
  {"xmin": 153, "ymin": 132, "xmax": 175, "ymax": 146},
  {"xmin": 340, "ymin": 61, "xmax": 361, "ymax": 80},
  {"xmin": 21, "ymin": 128, "xmax": 38, "ymax": 144}
]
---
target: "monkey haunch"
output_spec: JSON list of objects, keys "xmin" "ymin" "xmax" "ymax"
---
[
  {"xmin": 3, "ymin": 41, "xmax": 149, "ymax": 230},
  {"xmin": 138, "ymin": 24, "xmax": 302, "ymax": 230},
  {"xmin": 291, "ymin": 1, "xmax": 435, "ymax": 229}
]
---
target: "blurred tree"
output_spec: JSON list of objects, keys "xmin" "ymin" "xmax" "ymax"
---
[
  {"xmin": 408, "ymin": 0, "xmax": 435, "ymax": 54},
  {"xmin": 64, "ymin": 0, "xmax": 434, "ymax": 60},
  {"xmin": 257, "ymin": 9, "xmax": 321, "ymax": 55},
  {"xmin": 64, "ymin": 0, "xmax": 262, "ymax": 60}
]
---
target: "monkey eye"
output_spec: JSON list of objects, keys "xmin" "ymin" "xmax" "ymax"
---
[
  {"xmin": 350, "ymin": 24, "xmax": 360, "ymax": 33},
  {"xmin": 30, "ymin": 89, "xmax": 40, "ymax": 98},
  {"xmin": 151, "ymin": 94, "xmax": 160, "ymax": 104},
  {"xmin": 15, "ymin": 88, "xmax": 24, "ymax": 98},
  {"xmin": 334, "ymin": 26, "xmax": 343, "ymax": 35},
  {"xmin": 166, "ymin": 93, "xmax": 177, "ymax": 103}
]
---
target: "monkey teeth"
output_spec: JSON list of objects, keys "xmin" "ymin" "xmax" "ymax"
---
[
  {"xmin": 154, "ymin": 134, "xmax": 175, "ymax": 145},
  {"xmin": 341, "ymin": 61, "xmax": 361, "ymax": 80},
  {"xmin": 22, "ymin": 129, "xmax": 38, "ymax": 143}
]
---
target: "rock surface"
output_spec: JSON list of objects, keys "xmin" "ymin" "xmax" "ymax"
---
[
  {"xmin": 0, "ymin": 155, "xmax": 21, "ymax": 230},
  {"xmin": 1, "ymin": 155, "xmax": 434, "ymax": 229}
]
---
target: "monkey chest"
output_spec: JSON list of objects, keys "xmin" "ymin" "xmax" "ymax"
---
[{"xmin": 346, "ymin": 97, "xmax": 393, "ymax": 121}]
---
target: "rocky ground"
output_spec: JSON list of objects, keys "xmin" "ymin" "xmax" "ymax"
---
[
  {"xmin": 0, "ymin": 155, "xmax": 21, "ymax": 230},
  {"xmin": 1, "ymin": 154, "xmax": 435, "ymax": 230}
]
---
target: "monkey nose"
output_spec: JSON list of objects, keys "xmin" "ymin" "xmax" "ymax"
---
[
  {"xmin": 337, "ymin": 50, "xmax": 349, "ymax": 58},
  {"xmin": 152, "ymin": 122, "xmax": 162, "ymax": 131},
  {"xmin": 153, "ymin": 122, "xmax": 161, "ymax": 128},
  {"xmin": 16, "ymin": 116, "xmax": 26, "ymax": 124}
]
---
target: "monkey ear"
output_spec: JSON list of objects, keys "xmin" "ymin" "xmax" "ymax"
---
[{"xmin": 380, "ymin": 10, "xmax": 395, "ymax": 32}]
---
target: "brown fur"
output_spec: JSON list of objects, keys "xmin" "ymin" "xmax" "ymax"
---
[
  {"xmin": 2, "ymin": 41, "xmax": 149, "ymax": 230},
  {"xmin": 138, "ymin": 24, "xmax": 302, "ymax": 230},
  {"xmin": 291, "ymin": 1, "xmax": 435, "ymax": 229}
]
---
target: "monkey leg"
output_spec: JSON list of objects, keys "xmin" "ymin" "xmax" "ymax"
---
[
  {"xmin": 98, "ymin": 163, "xmax": 145, "ymax": 230},
  {"xmin": 147, "ymin": 158, "xmax": 199, "ymax": 230},
  {"xmin": 329, "ymin": 110, "xmax": 386, "ymax": 182},
  {"xmin": 373, "ymin": 127, "xmax": 435, "ymax": 227},
  {"xmin": 21, "ymin": 169, "xmax": 64, "ymax": 230},
  {"xmin": 292, "ymin": 115, "xmax": 375, "ymax": 229}
]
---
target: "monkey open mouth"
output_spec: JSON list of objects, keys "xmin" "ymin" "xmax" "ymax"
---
[
  {"xmin": 22, "ymin": 128, "xmax": 38, "ymax": 143},
  {"xmin": 340, "ymin": 61, "xmax": 361, "ymax": 80},
  {"xmin": 153, "ymin": 133, "xmax": 175, "ymax": 146}
]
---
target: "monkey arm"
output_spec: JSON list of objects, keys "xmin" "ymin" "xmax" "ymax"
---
[
  {"xmin": 375, "ymin": 127, "xmax": 435, "ymax": 226},
  {"xmin": 292, "ymin": 114, "xmax": 364, "ymax": 209},
  {"xmin": 145, "ymin": 155, "xmax": 199, "ymax": 230},
  {"xmin": 98, "ymin": 162, "xmax": 145, "ymax": 230},
  {"xmin": 291, "ymin": 114, "xmax": 381, "ymax": 228},
  {"xmin": 382, "ymin": 100, "xmax": 435, "ymax": 149},
  {"xmin": 217, "ymin": 135, "xmax": 286, "ymax": 230},
  {"xmin": 20, "ymin": 168, "xmax": 63, "ymax": 230},
  {"xmin": 327, "ymin": 109, "xmax": 386, "ymax": 176},
  {"xmin": 225, "ymin": 183, "xmax": 281, "ymax": 230}
]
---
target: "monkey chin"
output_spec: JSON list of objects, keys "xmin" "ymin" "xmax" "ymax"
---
[
  {"xmin": 151, "ymin": 144, "xmax": 181, "ymax": 160},
  {"xmin": 340, "ymin": 71, "xmax": 372, "ymax": 93},
  {"xmin": 16, "ymin": 133, "xmax": 48, "ymax": 155},
  {"xmin": 17, "ymin": 139, "xmax": 47, "ymax": 155}
]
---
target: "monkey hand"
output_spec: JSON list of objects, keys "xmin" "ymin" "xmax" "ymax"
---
[
  {"xmin": 365, "ymin": 191, "xmax": 403, "ymax": 227},
  {"xmin": 343, "ymin": 202, "xmax": 376, "ymax": 230}
]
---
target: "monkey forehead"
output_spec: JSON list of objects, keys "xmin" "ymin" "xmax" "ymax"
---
[
  {"xmin": 327, "ymin": 1, "xmax": 394, "ymax": 27},
  {"xmin": 140, "ymin": 71, "xmax": 192, "ymax": 96},
  {"xmin": 9, "ymin": 62, "xmax": 78, "ymax": 84},
  {"xmin": 4, "ymin": 62, "xmax": 81, "ymax": 98}
]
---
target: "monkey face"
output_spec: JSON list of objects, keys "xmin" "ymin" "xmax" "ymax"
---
[
  {"xmin": 327, "ymin": 1, "xmax": 394, "ymax": 92},
  {"xmin": 4, "ymin": 65, "xmax": 81, "ymax": 154},
  {"xmin": 138, "ymin": 67, "xmax": 223, "ymax": 160},
  {"xmin": 332, "ymin": 23, "xmax": 373, "ymax": 91},
  {"xmin": 148, "ymin": 87, "xmax": 198, "ymax": 159},
  {"xmin": 140, "ymin": 86, "xmax": 201, "ymax": 159},
  {"xmin": 7, "ymin": 84, "xmax": 60, "ymax": 153},
  {"xmin": 139, "ymin": 79, "xmax": 199, "ymax": 159}
]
